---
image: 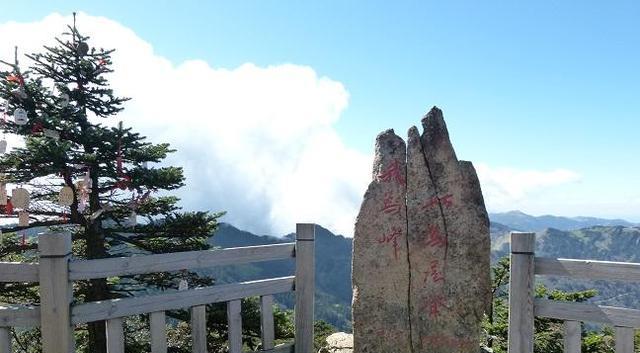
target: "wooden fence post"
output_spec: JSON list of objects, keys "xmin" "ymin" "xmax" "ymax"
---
[
  {"xmin": 150, "ymin": 311, "xmax": 167, "ymax": 353},
  {"xmin": 190, "ymin": 305, "xmax": 207, "ymax": 353},
  {"xmin": 294, "ymin": 223, "xmax": 315, "ymax": 353},
  {"xmin": 260, "ymin": 295, "xmax": 275, "ymax": 350},
  {"xmin": 38, "ymin": 232, "xmax": 74, "ymax": 353},
  {"xmin": 614, "ymin": 326, "xmax": 634, "ymax": 353},
  {"xmin": 0, "ymin": 327, "xmax": 10, "ymax": 353},
  {"xmin": 563, "ymin": 320, "xmax": 581, "ymax": 353},
  {"xmin": 507, "ymin": 232, "xmax": 536, "ymax": 353}
]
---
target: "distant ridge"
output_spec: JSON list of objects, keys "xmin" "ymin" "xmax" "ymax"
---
[
  {"xmin": 209, "ymin": 216, "xmax": 640, "ymax": 332},
  {"xmin": 209, "ymin": 223, "xmax": 353, "ymax": 331},
  {"xmin": 489, "ymin": 210, "xmax": 637, "ymax": 232}
]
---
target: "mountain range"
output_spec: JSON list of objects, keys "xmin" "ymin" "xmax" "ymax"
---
[
  {"xmin": 208, "ymin": 211, "xmax": 640, "ymax": 332},
  {"xmin": 489, "ymin": 210, "xmax": 637, "ymax": 232}
]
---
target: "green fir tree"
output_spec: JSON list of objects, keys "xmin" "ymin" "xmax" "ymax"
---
[{"xmin": 0, "ymin": 14, "xmax": 222, "ymax": 352}]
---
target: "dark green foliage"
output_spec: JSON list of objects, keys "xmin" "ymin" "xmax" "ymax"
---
[
  {"xmin": 482, "ymin": 257, "xmax": 636, "ymax": 353},
  {"xmin": 313, "ymin": 321, "xmax": 337, "ymax": 352}
]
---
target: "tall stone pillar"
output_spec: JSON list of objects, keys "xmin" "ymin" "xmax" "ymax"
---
[{"xmin": 353, "ymin": 107, "xmax": 491, "ymax": 353}]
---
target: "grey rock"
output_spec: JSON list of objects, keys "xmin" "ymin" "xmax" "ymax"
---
[
  {"xmin": 409, "ymin": 106, "xmax": 491, "ymax": 352},
  {"xmin": 319, "ymin": 332, "xmax": 354, "ymax": 353},
  {"xmin": 352, "ymin": 107, "xmax": 491, "ymax": 353},
  {"xmin": 352, "ymin": 129, "xmax": 411, "ymax": 353}
]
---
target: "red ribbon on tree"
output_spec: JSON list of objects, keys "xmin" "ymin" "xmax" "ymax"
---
[
  {"xmin": 6, "ymin": 73, "xmax": 24, "ymax": 86},
  {"xmin": 5, "ymin": 200, "xmax": 13, "ymax": 215},
  {"xmin": 32, "ymin": 122, "xmax": 44, "ymax": 135}
]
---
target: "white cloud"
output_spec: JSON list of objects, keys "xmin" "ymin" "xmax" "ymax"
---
[
  {"xmin": 2, "ymin": 13, "xmax": 610, "ymax": 235},
  {"xmin": 475, "ymin": 163, "xmax": 581, "ymax": 212},
  {"xmin": 0, "ymin": 13, "xmax": 371, "ymax": 236}
]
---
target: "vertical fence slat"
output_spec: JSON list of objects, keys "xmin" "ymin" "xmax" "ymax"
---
[
  {"xmin": 190, "ymin": 305, "xmax": 207, "ymax": 353},
  {"xmin": 150, "ymin": 311, "xmax": 167, "ymax": 353},
  {"xmin": 106, "ymin": 318, "xmax": 125, "ymax": 353},
  {"xmin": 0, "ymin": 327, "xmax": 10, "ymax": 353},
  {"xmin": 227, "ymin": 300, "xmax": 242, "ymax": 353},
  {"xmin": 260, "ymin": 295, "xmax": 275, "ymax": 350},
  {"xmin": 295, "ymin": 223, "xmax": 315, "ymax": 353},
  {"xmin": 614, "ymin": 326, "xmax": 634, "ymax": 353},
  {"xmin": 563, "ymin": 320, "xmax": 581, "ymax": 353},
  {"xmin": 507, "ymin": 232, "xmax": 535, "ymax": 353},
  {"xmin": 38, "ymin": 232, "xmax": 74, "ymax": 353}
]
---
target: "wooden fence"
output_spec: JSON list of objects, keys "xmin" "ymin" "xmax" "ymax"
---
[
  {"xmin": 0, "ymin": 223, "xmax": 316, "ymax": 353},
  {"xmin": 507, "ymin": 232, "xmax": 640, "ymax": 353}
]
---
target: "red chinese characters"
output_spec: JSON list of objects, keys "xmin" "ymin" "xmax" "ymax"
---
[
  {"xmin": 424, "ymin": 259, "xmax": 444, "ymax": 284},
  {"xmin": 424, "ymin": 224, "xmax": 447, "ymax": 248},
  {"xmin": 377, "ymin": 227, "xmax": 402, "ymax": 260},
  {"xmin": 421, "ymin": 294, "xmax": 445, "ymax": 319},
  {"xmin": 422, "ymin": 193, "xmax": 453, "ymax": 210},
  {"xmin": 380, "ymin": 191, "xmax": 402, "ymax": 215},
  {"xmin": 378, "ymin": 160, "xmax": 405, "ymax": 186}
]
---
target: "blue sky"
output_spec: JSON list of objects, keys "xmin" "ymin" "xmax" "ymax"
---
[{"xmin": 1, "ymin": 1, "xmax": 639, "ymax": 234}]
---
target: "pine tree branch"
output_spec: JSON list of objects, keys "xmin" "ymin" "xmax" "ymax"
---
[
  {"xmin": 10, "ymin": 328, "xmax": 29, "ymax": 353},
  {"xmin": 107, "ymin": 232, "xmax": 155, "ymax": 253}
]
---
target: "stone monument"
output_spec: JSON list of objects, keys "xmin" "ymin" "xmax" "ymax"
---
[{"xmin": 352, "ymin": 106, "xmax": 491, "ymax": 353}]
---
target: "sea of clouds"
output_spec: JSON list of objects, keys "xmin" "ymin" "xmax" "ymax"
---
[{"xmin": 0, "ymin": 13, "xmax": 587, "ymax": 236}]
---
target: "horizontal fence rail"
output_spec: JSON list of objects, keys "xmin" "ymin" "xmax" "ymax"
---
[
  {"xmin": 0, "ymin": 305, "xmax": 40, "ymax": 327},
  {"xmin": 264, "ymin": 344, "xmax": 295, "ymax": 353},
  {"xmin": 535, "ymin": 257, "xmax": 640, "ymax": 282},
  {"xmin": 0, "ymin": 262, "xmax": 39, "ymax": 283},
  {"xmin": 535, "ymin": 299, "xmax": 640, "ymax": 327},
  {"xmin": 71, "ymin": 276, "xmax": 295, "ymax": 324},
  {"xmin": 70, "ymin": 243, "xmax": 296, "ymax": 280},
  {"xmin": 508, "ymin": 232, "xmax": 640, "ymax": 353}
]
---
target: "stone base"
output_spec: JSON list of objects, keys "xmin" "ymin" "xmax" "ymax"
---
[{"xmin": 319, "ymin": 332, "xmax": 354, "ymax": 353}]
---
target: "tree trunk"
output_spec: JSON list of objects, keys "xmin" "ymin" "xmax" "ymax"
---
[
  {"xmin": 84, "ymin": 196, "xmax": 109, "ymax": 353},
  {"xmin": 85, "ymin": 233, "xmax": 109, "ymax": 353}
]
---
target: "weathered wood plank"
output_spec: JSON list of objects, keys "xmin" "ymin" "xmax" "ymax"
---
[
  {"xmin": 150, "ymin": 311, "xmax": 167, "ymax": 353},
  {"xmin": 38, "ymin": 232, "xmax": 74, "ymax": 353},
  {"xmin": 70, "ymin": 243, "xmax": 295, "ymax": 280},
  {"xmin": 294, "ymin": 223, "xmax": 315, "ymax": 353},
  {"xmin": 190, "ymin": 306, "xmax": 206, "ymax": 353},
  {"xmin": 536, "ymin": 257, "xmax": 640, "ymax": 282},
  {"xmin": 563, "ymin": 320, "xmax": 581, "ymax": 353},
  {"xmin": 0, "ymin": 305, "xmax": 40, "ymax": 327},
  {"xmin": 0, "ymin": 262, "xmax": 39, "ymax": 283},
  {"xmin": 0, "ymin": 327, "xmax": 11, "ymax": 353},
  {"xmin": 260, "ymin": 295, "xmax": 275, "ymax": 350},
  {"xmin": 535, "ymin": 299, "xmax": 640, "ymax": 327},
  {"xmin": 106, "ymin": 318, "xmax": 125, "ymax": 353},
  {"xmin": 72, "ymin": 276, "xmax": 294, "ymax": 324},
  {"xmin": 508, "ymin": 232, "xmax": 535, "ymax": 353},
  {"xmin": 614, "ymin": 326, "xmax": 634, "ymax": 353},
  {"xmin": 263, "ymin": 343, "xmax": 295, "ymax": 353},
  {"xmin": 227, "ymin": 300, "xmax": 242, "ymax": 353}
]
